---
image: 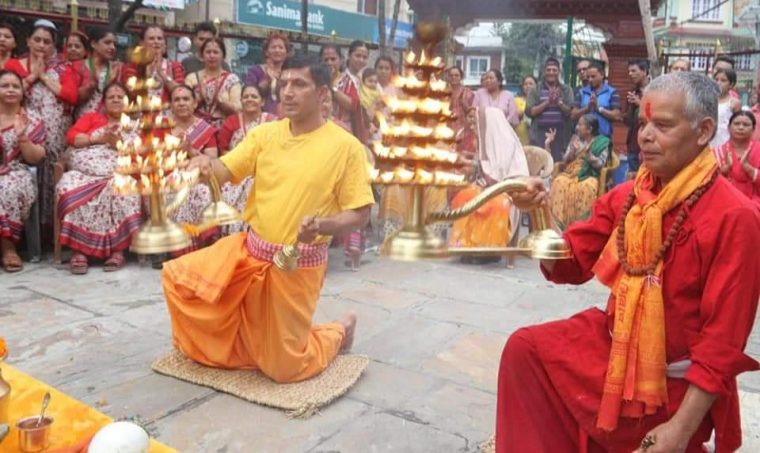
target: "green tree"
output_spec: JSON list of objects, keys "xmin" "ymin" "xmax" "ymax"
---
[{"xmin": 495, "ymin": 23, "xmax": 564, "ymax": 83}]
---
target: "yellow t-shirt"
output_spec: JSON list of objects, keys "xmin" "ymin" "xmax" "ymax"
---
[{"xmin": 220, "ymin": 119, "xmax": 375, "ymax": 244}]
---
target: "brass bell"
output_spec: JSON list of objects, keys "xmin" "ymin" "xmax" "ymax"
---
[
  {"xmin": 200, "ymin": 174, "xmax": 241, "ymax": 226},
  {"xmin": 273, "ymin": 245, "xmax": 300, "ymax": 272}
]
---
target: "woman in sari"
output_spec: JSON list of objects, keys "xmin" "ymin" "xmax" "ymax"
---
[
  {"xmin": 122, "ymin": 26, "xmax": 184, "ymax": 107},
  {"xmin": 449, "ymin": 107, "xmax": 529, "ymax": 266},
  {"xmin": 473, "ymin": 69, "xmax": 520, "ymax": 127},
  {"xmin": 0, "ymin": 23, "xmax": 17, "ymax": 71},
  {"xmin": 185, "ymin": 38, "xmax": 241, "ymax": 128},
  {"xmin": 168, "ymin": 85, "xmax": 219, "ymax": 242},
  {"xmin": 547, "ymin": 113, "xmax": 610, "ymax": 230},
  {"xmin": 334, "ymin": 40, "xmax": 370, "ymax": 145},
  {"xmin": 217, "ymin": 84, "xmax": 277, "ymax": 232},
  {"xmin": 6, "ymin": 20, "xmax": 78, "ymax": 233},
  {"xmin": 244, "ymin": 32, "xmax": 288, "ymax": 115},
  {"xmin": 58, "ymin": 83, "xmax": 141, "ymax": 274},
  {"xmin": 514, "ymin": 75, "xmax": 537, "ymax": 145},
  {"xmin": 320, "ymin": 44, "xmax": 343, "ymax": 89},
  {"xmin": 65, "ymin": 31, "xmax": 88, "ymax": 63},
  {"xmin": 74, "ymin": 27, "xmax": 122, "ymax": 119},
  {"xmin": 448, "ymin": 66, "xmax": 474, "ymax": 133},
  {"xmin": 715, "ymin": 111, "xmax": 760, "ymax": 208},
  {"xmin": 0, "ymin": 70, "xmax": 46, "ymax": 272}
]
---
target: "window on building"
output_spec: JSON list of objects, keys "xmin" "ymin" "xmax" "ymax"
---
[
  {"xmin": 467, "ymin": 56, "xmax": 490, "ymax": 80},
  {"xmin": 455, "ymin": 56, "xmax": 464, "ymax": 70},
  {"xmin": 690, "ymin": 53, "xmax": 709, "ymax": 71},
  {"xmin": 736, "ymin": 54, "xmax": 752, "ymax": 72},
  {"xmin": 691, "ymin": 0, "xmax": 721, "ymax": 21}
]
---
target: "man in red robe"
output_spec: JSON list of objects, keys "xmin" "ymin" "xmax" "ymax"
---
[{"xmin": 497, "ymin": 71, "xmax": 760, "ymax": 452}]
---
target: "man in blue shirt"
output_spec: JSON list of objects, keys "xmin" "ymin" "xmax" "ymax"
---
[{"xmin": 571, "ymin": 62, "xmax": 622, "ymax": 138}]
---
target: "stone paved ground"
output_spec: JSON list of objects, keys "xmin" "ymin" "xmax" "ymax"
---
[{"xmin": 1, "ymin": 249, "xmax": 758, "ymax": 452}]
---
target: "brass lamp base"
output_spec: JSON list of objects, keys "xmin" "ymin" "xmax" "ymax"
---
[
  {"xmin": 382, "ymin": 226, "xmax": 448, "ymax": 261},
  {"xmin": 201, "ymin": 201, "xmax": 241, "ymax": 226},
  {"xmin": 130, "ymin": 221, "xmax": 192, "ymax": 254},
  {"xmin": 518, "ymin": 229, "xmax": 572, "ymax": 260}
]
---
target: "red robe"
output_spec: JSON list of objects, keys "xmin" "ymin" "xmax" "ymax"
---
[{"xmin": 496, "ymin": 177, "xmax": 760, "ymax": 452}]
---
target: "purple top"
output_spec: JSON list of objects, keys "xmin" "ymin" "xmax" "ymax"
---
[
  {"xmin": 473, "ymin": 88, "xmax": 520, "ymax": 127},
  {"xmin": 244, "ymin": 64, "xmax": 278, "ymax": 114}
]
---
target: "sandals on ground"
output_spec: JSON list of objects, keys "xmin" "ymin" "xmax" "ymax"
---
[
  {"xmin": 103, "ymin": 252, "xmax": 125, "ymax": 272},
  {"xmin": 1, "ymin": 250, "xmax": 23, "ymax": 273},
  {"xmin": 69, "ymin": 253, "xmax": 89, "ymax": 275}
]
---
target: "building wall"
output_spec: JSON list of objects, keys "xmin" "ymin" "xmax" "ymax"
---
[{"xmin": 455, "ymin": 50, "xmax": 502, "ymax": 88}]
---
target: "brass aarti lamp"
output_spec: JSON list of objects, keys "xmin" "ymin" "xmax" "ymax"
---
[
  {"xmin": 114, "ymin": 46, "xmax": 241, "ymax": 254},
  {"xmin": 373, "ymin": 22, "xmax": 571, "ymax": 262}
]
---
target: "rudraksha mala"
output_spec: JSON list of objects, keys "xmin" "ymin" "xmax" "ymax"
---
[{"xmin": 616, "ymin": 172, "xmax": 718, "ymax": 277}]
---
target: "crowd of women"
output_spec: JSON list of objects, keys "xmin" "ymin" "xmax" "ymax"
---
[
  {"xmin": 0, "ymin": 20, "xmax": 275, "ymax": 273},
  {"xmin": 1, "ymin": 18, "xmax": 758, "ymax": 275}
]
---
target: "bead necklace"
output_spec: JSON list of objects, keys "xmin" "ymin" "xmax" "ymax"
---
[{"xmin": 616, "ymin": 172, "xmax": 717, "ymax": 277}]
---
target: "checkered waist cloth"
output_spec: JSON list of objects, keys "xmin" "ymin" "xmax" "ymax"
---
[{"xmin": 245, "ymin": 230, "xmax": 329, "ymax": 268}]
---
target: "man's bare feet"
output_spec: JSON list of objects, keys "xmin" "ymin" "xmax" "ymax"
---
[{"xmin": 339, "ymin": 311, "xmax": 358, "ymax": 353}]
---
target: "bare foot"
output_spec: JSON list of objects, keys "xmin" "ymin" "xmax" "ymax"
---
[{"xmin": 339, "ymin": 311, "xmax": 358, "ymax": 353}]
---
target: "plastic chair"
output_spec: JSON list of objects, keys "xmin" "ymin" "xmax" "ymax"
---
[{"xmin": 598, "ymin": 152, "xmax": 620, "ymax": 197}]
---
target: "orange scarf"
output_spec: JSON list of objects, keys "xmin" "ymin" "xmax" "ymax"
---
[{"xmin": 592, "ymin": 148, "xmax": 717, "ymax": 431}]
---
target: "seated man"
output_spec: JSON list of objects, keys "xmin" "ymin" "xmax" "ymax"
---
[
  {"xmin": 497, "ymin": 72, "xmax": 760, "ymax": 451},
  {"xmin": 161, "ymin": 54, "xmax": 374, "ymax": 383}
]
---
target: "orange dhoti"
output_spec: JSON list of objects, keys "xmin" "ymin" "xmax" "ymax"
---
[{"xmin": 162, "ymin": 231, "xmax": 345, "ymax": 383}]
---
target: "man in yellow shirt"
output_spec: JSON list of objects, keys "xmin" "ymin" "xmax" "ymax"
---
[{"xmin": 161, "ymin": 54, "xmax": 374, "ymax": 383}]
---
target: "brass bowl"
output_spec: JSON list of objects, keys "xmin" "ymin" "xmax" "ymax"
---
[
  {"xmin": 415, "ymin": 22, "xmax": 447, "ymax": 44},
  {"xmin": 16, "ymin": 416, "xmax": 53, "ymax": 453},
  {"xmin": 129, "ymin": 46, "xmax": 154, "ymax": 66}
]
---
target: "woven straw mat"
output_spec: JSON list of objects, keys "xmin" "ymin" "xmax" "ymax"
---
[{"xmin": 152, "ymin": 350, "xmax": 369, "ymax": 418}]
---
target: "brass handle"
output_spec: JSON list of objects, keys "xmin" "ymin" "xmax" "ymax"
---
[
  {"xmin": 164, "ymin": 169, "xmax": 200, "ymax": 215},
  {"xmin": 165, "ymin": 184, "xmax": 190, "ymax": 215},
  {"xmin": 207, "ymin": 172, "xmax": 223, "ymax": 203},
  {"xmin": 426, "ymin": 177, "xmax": 529, "ymax": 224}
]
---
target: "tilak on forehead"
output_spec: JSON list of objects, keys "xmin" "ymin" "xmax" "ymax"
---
[{"xmin": 645, "ymin": 101, "xmax": 652, "ymax": 120}]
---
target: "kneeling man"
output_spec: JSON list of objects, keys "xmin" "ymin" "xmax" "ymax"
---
[{"xmin": 162, "ymin": 54, "xmax": 373, "ymax": 383}]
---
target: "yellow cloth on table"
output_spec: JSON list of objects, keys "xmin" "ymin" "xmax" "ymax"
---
[
  {"xmin": 220, "ymin": 119, "xmax": 375, "ymax": 245},
  {"xmin": 0, "ymin": 363, "xmax": 175, "ymax": 452}
]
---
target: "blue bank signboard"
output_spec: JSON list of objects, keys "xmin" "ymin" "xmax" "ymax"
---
[{"xmin": 237, "ymin": 0, "xmax": 413, "ymax": 46}]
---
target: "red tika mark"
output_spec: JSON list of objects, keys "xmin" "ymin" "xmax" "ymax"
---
[{"xmin": 645, "ymin": 102, "xmax": 652, "ymax": 120}]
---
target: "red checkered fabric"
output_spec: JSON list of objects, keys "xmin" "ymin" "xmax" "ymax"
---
[{"xmin": 245, "ymin": 230, "xmax": 328, "ymax": 268}]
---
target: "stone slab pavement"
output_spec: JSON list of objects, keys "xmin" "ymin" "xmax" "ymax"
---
[{"xmin": 1, "ymin": 249, "xmax": 758, "ymax": 452}]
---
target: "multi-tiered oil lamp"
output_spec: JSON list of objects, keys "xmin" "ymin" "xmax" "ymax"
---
[
  {"xmin": 114, "ymin": 47, "xmax": 239, "ymax": 254},
  {"xmin": 373, "ymin": 23, "xmax": 571, "ymax": 261}
]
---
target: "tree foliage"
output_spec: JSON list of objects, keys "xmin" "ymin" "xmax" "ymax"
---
[
  {"xmin": 108, "ymin": 0, "xmax": 145, "ymax": 33},
  {"xmin": 495, "ymin": 23, "xmax": 565, "ymax": 84}
]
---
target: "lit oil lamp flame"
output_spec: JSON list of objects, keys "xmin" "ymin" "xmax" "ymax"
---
[
  {"xmin": 149, "ymin": 96, "xmax": 162, "ymax": 111},
  {"xmin": 396, "ymin": 167, "xmax": 415, "ymax": 183},
  {"xmin": 405, "ymin": 51, "xmax": 416, "ymax": 65},
  {"xmin": 433, "ymin": 124, "xmax": 455, "ymax": 140},
  {"xmin": 418, "ymin": 98, "xmax": 443, "ymax": 115},
  {"xmin": 415, "ymin": 169, "xmax": 434, "ymax": 184},
  {"xmin": 430, "ymin": 78, "xmax": 448, "ymax": 93}
]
